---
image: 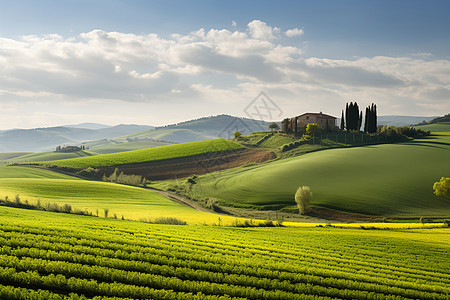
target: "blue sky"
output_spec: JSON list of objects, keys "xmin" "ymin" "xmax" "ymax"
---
[{"xmin": 0, "ymin": 0, "xmax": 449, "ymax": 128}]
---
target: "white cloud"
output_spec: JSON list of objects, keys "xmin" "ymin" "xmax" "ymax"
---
[
  {"xmin": 232, "ymin": 20, "xmax": 237, "ymax": 27},
  {"xmin": 285, "ymin": 28, "xmax": 304, "ymax": 37},
  {"xmin": 247, "ymin": 20, "xmax": 280, "ymax": 40},
  {"xmin": 0, "ymin": 20, "xmax": 449, "ymax": 129}
]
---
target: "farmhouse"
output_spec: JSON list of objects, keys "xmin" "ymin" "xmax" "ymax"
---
[{"xmin": 282, "ymin": 112, "xmax": 337, "ymax": 133}]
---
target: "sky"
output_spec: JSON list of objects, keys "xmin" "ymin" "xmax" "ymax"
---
[{"xmin": 0, "ymin": 0, "xmax": 449, "ymax": 129}]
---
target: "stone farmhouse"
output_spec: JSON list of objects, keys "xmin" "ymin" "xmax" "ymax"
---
[{"xmin": 282, "ymin": 112, "xmax": 337, "ymax": 133}]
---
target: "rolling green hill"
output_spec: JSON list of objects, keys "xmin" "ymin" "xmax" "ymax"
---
[
  {"xmin": 88, "ymin": 140, "xmax": 174, "ymax": 154},
  {"xmin": 0, "ymin": 165, "xmax": 247, "ymax": 225},
  {"xmin": 38, "ymin": 139, "xmax": 244, "ymax": 169},
  {"xmin": 4, "ymin": 150, "xmax": 93, "ymax": 164},
  {"xmin": 190, "ymin": 134, "xmax": 450, "ymax": 217},
  {"xmin": 414, "ymin": 123, "xmax": 450, "ymax": 132},
  {"xmin": 0, "ymin": 166, "xmax": 78, "ymax": 179}
]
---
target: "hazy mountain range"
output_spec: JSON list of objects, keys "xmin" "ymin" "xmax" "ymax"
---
[{"xmin": 0, "ymin": 115, "xmax": 439, "ymax": 152}]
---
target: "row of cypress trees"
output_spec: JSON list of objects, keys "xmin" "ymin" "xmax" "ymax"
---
[{"xmin": 340, "ymin": 102, "xmax": 377, "ymax": 133}]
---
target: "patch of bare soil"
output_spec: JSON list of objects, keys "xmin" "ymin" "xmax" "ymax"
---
[{"xmin": 98, "ymin": 148, "xmax": 276, "ymax": 181}]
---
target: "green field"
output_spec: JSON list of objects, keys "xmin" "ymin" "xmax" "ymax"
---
[
  {"xmin": 88, "ymin": 140, "xmax": 173, "ymax": 154},
  {"xmin": 10, "ymin": 150, "xmax": 93, "ymax": 163},
  {"xmin": 0, "ymin": 166, "xmax": 77, "ymax": 179},
  {"xmin": 414, "ymin": 122, "xmax": 450, "ymax": 132},
  {"xmin": 0, "ymin": 166, "xmax": 248, "ymax": 225},
  {"xmin": 188, "ymin": 134, "xmax": 450, "ymax": 217},
  {"xmin": 0, "ymin": 177, "xmax": 241, "ymax": 225},
  {"xmin": 38, "ymin": 139, "xmax": 244, "ymax": 169},
  {"xmin": 0, "ymin": 206, "xmax": 448, "ymax": 299}
]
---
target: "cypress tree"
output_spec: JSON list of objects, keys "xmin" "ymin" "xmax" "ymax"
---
[
  {"xmin": 345, "ymin": 103, "xmax": 349, "ymax": 131},
  {"xmin": 364, "ymin": 107, "xmax": 369, "ymax": 133},
  {"xmin": 340, "ymin": 110, "xmax": 345, "ymax": 130},
  {"xmin": 358, "ymin": 111, "xmax": 362, "ymax": 131},
  {"xmin": 373, "ymin": 104, "xmax": 378, "ymax": 133}
]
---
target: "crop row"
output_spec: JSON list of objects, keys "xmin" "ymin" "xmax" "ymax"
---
[
  {"xmin": 0, "ymin": 231, "xmax": 448, "ymax": 299},
  {"xmin": 1, "ymin": 227, "xmax": 447, "ymax": 288},
  {"xmin": 1, "ymin": 246, "xmax": 447, "ymax": 300}
]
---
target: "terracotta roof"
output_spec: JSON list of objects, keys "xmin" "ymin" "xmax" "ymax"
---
[{"xmin": 297, "ymin": 112, "xmax": 336, "ymax": 119}]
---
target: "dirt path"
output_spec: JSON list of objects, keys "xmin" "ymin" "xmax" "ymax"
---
[{"xmin": 146, "ymin": 188, "xmax": 211, "ymax": 213}]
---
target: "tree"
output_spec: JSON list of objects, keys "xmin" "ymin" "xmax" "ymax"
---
[
  {"xmin": 281, "ymin": 118, "xmax": 290, "ymax": 133},
  {"xmin": 294, "ymin": 186, "xmax": 312, "ymax": 215},
  {"xmin": 340, "ymin": 110, "xmax": 345, "ymax": 130},
  {"xmin": 305, "ymin": 123, "xmax": 320, "ymax": 136},
  {"xmin": 433, "ymin": 177, "xmax": 450, "ymax": 197},
  {"xmin": 269, "ymin": 122, "xmax": 280, "ymax": 133},
  {"xmin": 234, "ymin": 131, "xmax": 242, "ymax": 139}
]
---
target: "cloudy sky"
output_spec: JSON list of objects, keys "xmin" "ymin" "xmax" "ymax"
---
[{"xmin": 0, "ymin": 0, "xmax": 449, "ymax": 129}]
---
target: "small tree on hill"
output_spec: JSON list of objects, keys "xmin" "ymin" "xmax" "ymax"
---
[
  {"xmin": 295, "ymin": 186, "xmax": 312, "ymax": 215},
  {"xmin": 234, "ymin": 131, "xmax": 242, "ymax": 139},
  {"xmin": 269, "ymin": 122, "xmax": 280, "ymax": 133},
  {"xmin": 433, "ymin": 177, "xmax": 450, "ymax": 198}
]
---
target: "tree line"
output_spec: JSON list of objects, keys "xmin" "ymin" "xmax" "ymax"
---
[{"xmin": 341, "ymin": 102, "xmax": 377, "ymax": 133}]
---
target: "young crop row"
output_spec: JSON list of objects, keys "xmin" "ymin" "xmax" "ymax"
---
[
  {"xmin": 2, "ymin": 226, "xmax": 447, "ymax": 288},
  {"xmin": 0, "ymin": 222, "xmax": 448, "ymax": 300}
]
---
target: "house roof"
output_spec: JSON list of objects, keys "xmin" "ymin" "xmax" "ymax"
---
[{"xmin": 297, "ymin": 112, "xmax": 336, "ymax": 119}]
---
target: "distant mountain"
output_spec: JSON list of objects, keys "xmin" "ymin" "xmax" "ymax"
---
[
  {"xmin": 64, "ymin": 123, "xmax": 112, "ymax": 130},
  {"xmin": 377, "ymin": 115, "xmax": 438, "ymax": 126},
  {"xmin": 118, "ymin": 114, "xmax": 272, "ymax": 143},
  {"xmin": 0, "ymin": 124, "xmax": 155, "ymax": 152}
]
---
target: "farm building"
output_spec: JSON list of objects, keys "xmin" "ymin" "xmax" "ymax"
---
[{"xmin": 282, "ymin": 112, "xmax": 337, "ymax": 133}]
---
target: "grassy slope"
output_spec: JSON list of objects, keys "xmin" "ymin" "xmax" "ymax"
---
[
  {"xmin": 0, "ymin": 166, "xmax": 78, "ymax": 179},
  {"xmin": 0, "ymin": 166, "xmax": 245, "ymax": 225},
  {"xmin": 414, "ymin": 122, "xmax": 450, "ymax": 132},
  {"xmin": 192, "ymin": 133, "xmax": 450, "ymax": 217},
  {"xmin": 89, "ymin": 140, "xmax": 173, "ymax": 154},
  {"xmin": 6, "ymin": 150, "xmax": 93, "ymax": 163},
  {"xmin": 38, "ymin": 139, "xmax": 244, "ymax": 169}
]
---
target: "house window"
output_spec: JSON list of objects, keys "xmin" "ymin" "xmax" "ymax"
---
[{"xmin": 306, "ymin": 116, "xmax": 309, "ymax": 120}]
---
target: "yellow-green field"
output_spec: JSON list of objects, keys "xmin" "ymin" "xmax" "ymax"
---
[
  {"xmin": 0, "ymin": 206, "xmax": 448, "ymax": 299},
  {"xmin": 0, "ymin": 166, "xmax": 445, "ymax": 229}
]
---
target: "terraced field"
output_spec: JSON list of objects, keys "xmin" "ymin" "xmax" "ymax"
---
[
  {"xmin": 0, "ymin": 207, "xmax": 448, "ymax": 299},
  {"xmin": 189, "ymin": 134, "xmax": 450, "ymax": 217}
]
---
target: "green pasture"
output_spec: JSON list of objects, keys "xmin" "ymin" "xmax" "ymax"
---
[
  {"xmin": 89, "ymin": 141, "xmax": 173, "ymax": 154},
  {"xmin": 191, "ymin": 134, "xmax": 450, "ymax": 217},
  {"xmin": 0, "ymin": 166, "xmax": 77, "ymax": 179},
  {"xmin": 414, "ymin": 122, "xmax": 450, "ymax": 132},
  {"xmin": 2, "ymin": 151, "xmax": 93, "ymax": 165},
  {"xmin": 38, "ymin": 139, "xmax": 244, "ymax": 169}
]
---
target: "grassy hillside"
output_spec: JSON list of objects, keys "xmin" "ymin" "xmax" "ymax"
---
[
  {"xmin": 38, "ymin": 139, "xmax": 244, "ymax": 169},
  {"xmin": 0, "ymin": 166, "xmax": 78, "ymax": 179},
  {"xmin": 0, "ymin": 206, "xmax": 448, "ymax": 299},
  {"xmin": 189, "ymin": 134, "xmax": 450, "ymax": 217},
  {"xmin": 0, "ymin": 165, "xmax": 246, "ymax": 225},
  {"xmin": 414, "ymin": 123, "xmax": 450, "ymax": 132},
  {"xmin": 4, "ymin": 150, "xmax": 93, "ymax": 164},
  {"xmin": 88, "ymin": 140, "xmax": 174, "ymax": 154}
]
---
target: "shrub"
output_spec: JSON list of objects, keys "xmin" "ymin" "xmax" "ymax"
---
[
  {"xmin": 151, "ymin": 217, "xmax": 187, "ymax": 225},
  {"xmin": 294, "ymin": 186, "xmax": 312, "ymax": 215}
]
